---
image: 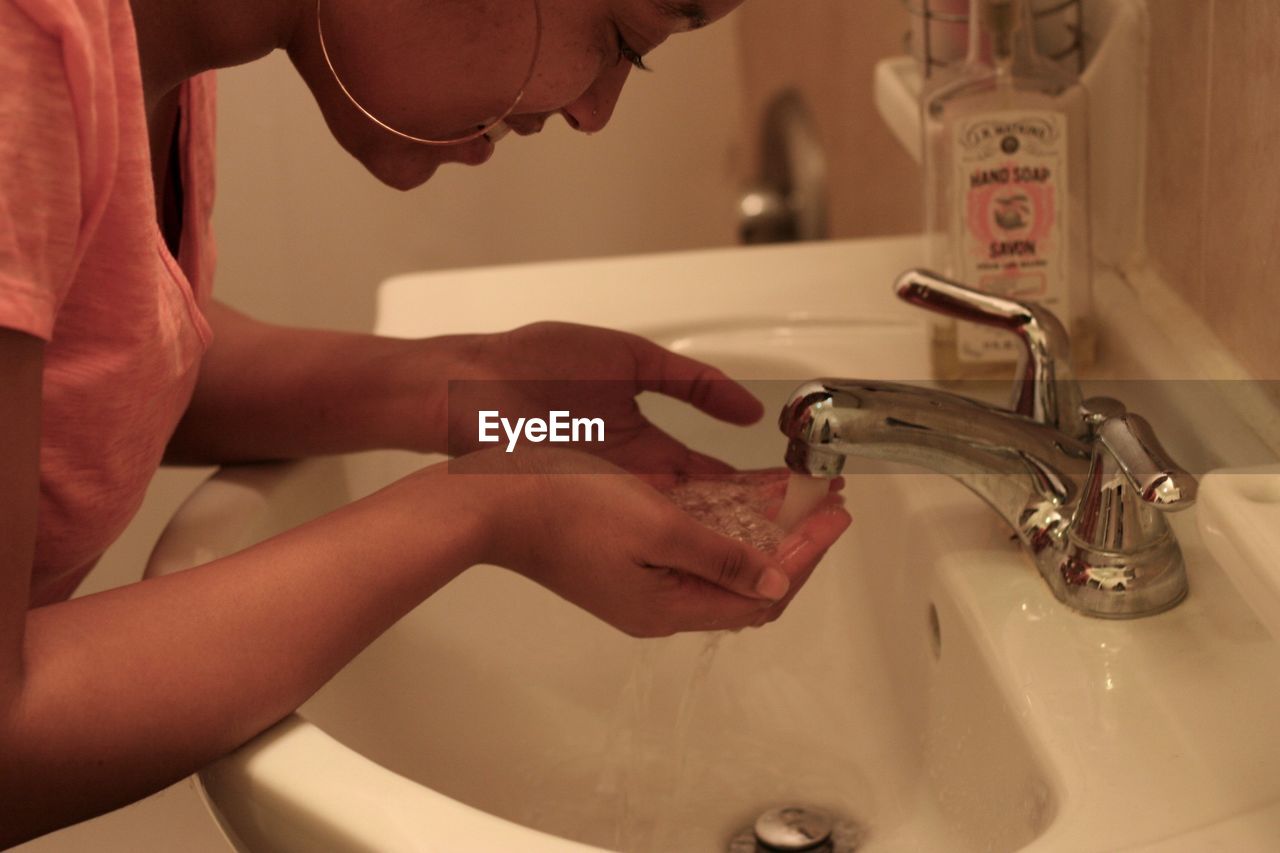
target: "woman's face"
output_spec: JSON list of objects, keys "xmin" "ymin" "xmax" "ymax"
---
[{"xmin": 290, "ymin": 0, "xmax": 744, "ymax": 189}]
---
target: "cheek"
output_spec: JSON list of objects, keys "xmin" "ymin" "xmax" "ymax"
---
[
  {"xmin": 521, "ymin": 58, "xmax": 605, "ymax": 114},
  {"xmin": 514, "ymin": 9, "xmax": 611, "ymax": 113},
  {"xmin": 320, "ymin": 0, "xmax": 542, "ymax": 138}
]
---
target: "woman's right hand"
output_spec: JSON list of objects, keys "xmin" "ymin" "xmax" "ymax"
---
[{"xmin": 444, "ymin": 448, "xmax": 850, "ymax": 636}]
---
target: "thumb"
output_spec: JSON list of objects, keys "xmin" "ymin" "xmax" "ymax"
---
[{"xmin": 656, "ymin": 516, "xmax": 791, "ymax": 602}]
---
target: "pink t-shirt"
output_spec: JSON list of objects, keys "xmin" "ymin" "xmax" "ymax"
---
[{"xmin": 0, "ymin": 0, "xmax": 216, "ymax": 605}]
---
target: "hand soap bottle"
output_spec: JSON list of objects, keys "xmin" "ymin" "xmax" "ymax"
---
[{"xmin": 921, "ymin": 0, "xmax": 1092, "ymax": 380}]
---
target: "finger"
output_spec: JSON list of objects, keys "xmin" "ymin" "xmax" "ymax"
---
[
  {"xmin": 628, "ymin": 338, "xmax": 764, "ymax": 425},
  {"xmin": 654, "ymin": 502, "xmax": 851, "ymax": 633},
  {"xmin": 653, "ymin": 513, "xmax": 791, "ymax": 602},
  {"xmin": 777, "ymin": 503, "xmax": 852, "ymax": 574},
  {"xmin": 645, "ymin": 570, "xmax": 781, "ymax": 632},
  {"xmin": 743, "ymin": 506, "xmax": 852, "ymax": 627}
]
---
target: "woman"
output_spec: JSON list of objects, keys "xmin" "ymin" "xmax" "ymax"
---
[{"xmin": 0, "ymin": 0, "xmax": 850, "ymax": 844}]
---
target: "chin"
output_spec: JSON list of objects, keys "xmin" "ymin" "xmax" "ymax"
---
[{"xmin": 364, "ymin": 155, "xmax": 441, "ymax": 191}]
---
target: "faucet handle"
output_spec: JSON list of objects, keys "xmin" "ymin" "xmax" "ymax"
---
[
  {"xmin": 1080, "ymin": 398, "xmax": 1199, "ymax": 508},
  {"xmin": 1065, "ymin": 409, "xmax": 1196, "ymax": 616},
  {"xmin": 1096, "ymin": 412, "xmax": 1198, "ymax": 510},
  {"xmin": 1072, "ymin": 409, "xmax": 1197, "ymax": 558},
  {"xmin": 894, "ymin": 268, "xmax": 1085, "ymax": 438}
]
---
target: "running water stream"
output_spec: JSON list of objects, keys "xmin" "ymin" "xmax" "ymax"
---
[
  {"xmin": 661, "ymin": 471, "xmax": 831, "ymax": 551},
  {"xmin": 603, "ymin": 633, "xmax": 726, "ymax": 853},
  {"xmin": 599, "ymin": 472, "xmax": 833, "ymax": 850},
  {"xmin": 775, "ymin": 473, "xmax": 831, "ymax": 532}
]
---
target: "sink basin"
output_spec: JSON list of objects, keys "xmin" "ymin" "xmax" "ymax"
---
[{"xmin": 148, "ymin": 238, "xmax": 1280, "ymax": 851}]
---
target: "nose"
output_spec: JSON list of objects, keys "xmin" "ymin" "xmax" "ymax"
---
[{"xmin": 560, "ymin": 61, "xmax": 632, "ymax": 133}]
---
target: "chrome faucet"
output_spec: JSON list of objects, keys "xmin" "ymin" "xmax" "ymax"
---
[{"xmin": 780, "ymin": 269, "xmax": 1197, "ymax": 619}]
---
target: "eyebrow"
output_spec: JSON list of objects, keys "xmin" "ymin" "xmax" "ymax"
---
[{"xmin": 655, "ymin": 1, "xmax": 710, "ymax": 30}]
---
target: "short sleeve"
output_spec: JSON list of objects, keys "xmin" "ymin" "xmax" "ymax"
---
[{"xmin": 0, "ymin": 0, "xmax": 84, "ymax": 341}]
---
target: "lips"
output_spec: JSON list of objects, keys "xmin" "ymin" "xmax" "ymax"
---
[{"xmin": 505, "ymin": 116, "xmax": 548, "ymax": 136}]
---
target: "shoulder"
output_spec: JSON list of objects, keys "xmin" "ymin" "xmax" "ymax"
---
[
  {"xmin": 0, "ymin": 0, "xmax": 116, "ymax": 339},
  {"xmin": 2, "ymin": 0, "xmax": 113, "ymax": 39},
  {"xmin": 0, "ymin": 0, "xmax": 109, "ymax": 125},
  {"xmin": 1, "ymin": 0, "xmax": 138, "ymax": 212},
  {"xmin": 2, "ymin": 0, "xmax": 133, "ymax": 109}
]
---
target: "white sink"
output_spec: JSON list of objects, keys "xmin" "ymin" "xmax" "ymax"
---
[{"xmin": 148, "ymin": 238, "xmax": 1280, "ymax": 851}]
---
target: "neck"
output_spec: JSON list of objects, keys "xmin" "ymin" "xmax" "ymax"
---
[{"xmin": 129, "ymin": 0, "xmax": 304, "ymax": 110}]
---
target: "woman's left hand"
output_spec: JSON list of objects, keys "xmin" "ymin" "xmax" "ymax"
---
[{"xmin": 433, "ymin": 321, "xmax": 764, "ymax": 475}]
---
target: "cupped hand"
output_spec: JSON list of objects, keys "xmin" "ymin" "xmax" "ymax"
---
[
  {"xmin": 443, "ymin": 322, "xmax": 764, "ymax": 476},
  {"xmin": 451, "ymin": 448, "xmax": 850, "ymax": 636},
  {"xmin": 656, "ymin": 467, "xmax": 851, "ymax": 627}
]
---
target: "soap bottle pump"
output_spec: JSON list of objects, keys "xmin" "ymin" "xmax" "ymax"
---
[{"xmin": 920, "ymin": 0, "xmax": 1093, "ymax": 380}]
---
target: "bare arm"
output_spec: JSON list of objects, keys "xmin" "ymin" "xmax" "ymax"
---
[
  {"xmin": 1, "ymin": 326, "xmax": 485, "ymax": 844},
  {"xmin": 166, "ymin": 303, "xmax": 769, "ymax": 474},
  {"xmin": 165, "ymin": 300, "xmax": 463, "ymax": 463},
  {"xmin": 0, "ymin": 330, "xmax": 41, "ymax": 702},
  {"xmin": 2, "ymin": 324, "xmax": 846, "ymax": 846}
]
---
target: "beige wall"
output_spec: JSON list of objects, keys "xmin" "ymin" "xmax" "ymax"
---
[
  {"xmin": 736, "ymin": 0, "xmax": 923, "ymax": 239},
  {"xmin": 1145, "ymin": 0, "xmax": 1280, "ymax": 379}
]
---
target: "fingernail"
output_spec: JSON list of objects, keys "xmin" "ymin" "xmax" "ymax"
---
[{"xmin": 755, "ymin": 568, "xmax": 790, "ymax": 601}]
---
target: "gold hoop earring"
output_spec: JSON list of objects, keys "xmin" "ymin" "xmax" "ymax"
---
[{"xmin": 316, "ymin": 0, "xmax": 543, "ymax": 146}]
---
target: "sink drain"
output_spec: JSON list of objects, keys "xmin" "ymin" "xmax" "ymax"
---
[{"xmin": 726, "ymin": 805, "xmax": 864, "ymax": 852}]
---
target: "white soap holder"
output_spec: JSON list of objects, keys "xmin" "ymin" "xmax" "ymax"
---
[{"xmin": 1198, "ymin": 465, "xmax": 1280, "ymax": 640}]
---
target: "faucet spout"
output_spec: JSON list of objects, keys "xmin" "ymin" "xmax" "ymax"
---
[{"xmin": 781, "ymin": 380, "xmax": 1092, "ymax": 540}]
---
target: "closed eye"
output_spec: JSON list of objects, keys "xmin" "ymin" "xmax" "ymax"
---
[{"xmin": 615, "ymin": 29, "xmax": 652, "ymax": 71}]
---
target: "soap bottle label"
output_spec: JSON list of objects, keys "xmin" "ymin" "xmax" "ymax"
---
[{"xmin": 952, "ymin": 110, "xmax": 1068, "ymax": 363}]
